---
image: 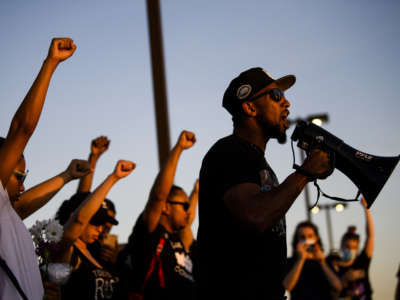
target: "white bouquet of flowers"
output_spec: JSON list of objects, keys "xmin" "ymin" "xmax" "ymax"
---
[{"xmin": 29, "ymin": 218, "xmax": 72, "ymax": 284}]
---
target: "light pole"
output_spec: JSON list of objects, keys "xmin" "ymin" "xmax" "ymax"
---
[
  {"xmin": 146, "ymin": 0, "xmax": 171, "ymax": 168},
  {"xmin": 310, "ymin": 203, "xmax": 348, "ymax": 251},
  {"xmin": 289, "ymin": 113, "xmax": 329, "ymax": 221}
]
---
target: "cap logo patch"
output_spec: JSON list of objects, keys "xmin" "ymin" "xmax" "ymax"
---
[
  {"xmin": 262, "ymin": 69, "xmax": 275, "ymax": 80},
  {"xmin": 237, "ymin": 84, "xmax": 252, "ymax": 100}
]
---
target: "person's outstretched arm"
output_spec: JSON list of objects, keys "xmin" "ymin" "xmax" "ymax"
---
[
  {"xmin": 0, "ymin": 38, "xmax": 76, "ymax": 188},
  {"xmin": 77, "ymin": 136, "xmax": 110, "ymax": 193},
  {"xmin": 395, "ymin": 265, "xmax": 400, "ymax": 300},
  {"xmin": 14, "ymin": 159, "xmax": 91, "ymax": 219},
  {"xmin": 361, "ymin": 197, "xmax": 374, "ymax": 258},
  {"xmin": 61, "ymin": 160, "xmax": 135, "ymax": 249},
  {"xmin": 282, "ymin": 242, "xmax": 308, "ymax": 291},
  {"xmin": 180, "ymin": 179, "xmax": 199, "ymax": 251},
  {"xmin": 143, "ymin": 130, "xmax": 196, "ymax": 233}
]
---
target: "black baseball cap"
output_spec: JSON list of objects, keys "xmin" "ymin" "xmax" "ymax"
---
[
  {"xmin": 222, "ymin": 67, "xmax": 296, "ymax": 115},
  {"xmin": 90, "ymin": 202, "xmax": 119, "ymax": 226}
]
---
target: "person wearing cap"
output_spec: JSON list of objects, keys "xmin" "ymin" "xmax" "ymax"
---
[
  {"xmin": 88, "ymin": 198, "xmax": 121, "ymax": 269},
  {"xmin": 54, "ymin": 160, "xmax": 135, "ymax": 300},
  {"xmin": 117, "ymin": 130, "xmax": 197, "ymax": 300},
  {"xmin": 70, "ymin": 135, "xmax": 122, "ymax": 269},
  {"xmin": 197, "ymin": 67, "xmax": 332, "ymax": 300}
]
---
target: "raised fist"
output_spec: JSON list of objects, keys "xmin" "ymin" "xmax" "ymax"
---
[
  {"xmin": 91, "ymin": 136, "xmax": 110, "ymax": 157},
  {"xmin": 177, "ymin": 130, "xmax": 196, "ymax": 150},
  {"xmin": 47, "ymin": 38, "xmax": 77, "ymax": 63},
  {"xmin": 66, "ymin": 159, "xmax": 92, "ymax": 179},
  {"xmin": 113, "ymin": 160, "xmax": 136, "ymax": 179}
]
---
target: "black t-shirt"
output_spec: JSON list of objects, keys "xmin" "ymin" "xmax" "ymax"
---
[
  {"xmin": 197, "ymin": 134, "xmax": 287, "ymax": 300},
  {"xmin": 61, "ymin": 246, "xmax": 121, "ymax": 300},
  {"xmin": 286, "ymin": 257, "xmax": 336, "ymax": 300},
  {"xmin": 338, "ymin": 250, "xmax": 372, "ymax": 300},
  {"xmin": 117, "ymin": 213, "xmax": 196, "ymax": 300},
  {"xmin": 88, "ymin": 240, "xmax": 116, "ymax": 272}
]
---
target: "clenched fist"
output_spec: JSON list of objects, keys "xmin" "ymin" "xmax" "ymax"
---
[
  {"xmin": 300, "ymin": 148, "xmax": 331, "ymax": 179},
  {"xmin": 91, "ymin": 136, "xmax": 110, "ymax": 157},
  {"xmin": 66, "ymin": 159, "xmax": 92, "ymax": 180},
  {"xmin": 112, "ymin": 160, "xmax": 136, "ymax": 179},
  {"xmin": 47, "ymin": 37, "xmax": 77, "ymax": 63},
  {"xmin": 177, "ymin": 130, "xmax": 196, "ymax": 150}
]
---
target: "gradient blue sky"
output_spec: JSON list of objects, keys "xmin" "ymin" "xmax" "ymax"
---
[{"xmin": 1, "ymin": 1, "xmax": 399, "ymax": 299}]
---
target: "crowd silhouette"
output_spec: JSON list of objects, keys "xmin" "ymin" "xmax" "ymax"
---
[{"xmin": 0, "ymin": 38, "xmax": 389, "ymax": 300}]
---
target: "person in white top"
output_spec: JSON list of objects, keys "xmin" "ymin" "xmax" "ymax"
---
[{"xmin": 0, "ymin": 38, "xmax": 88, "ymax": 300}]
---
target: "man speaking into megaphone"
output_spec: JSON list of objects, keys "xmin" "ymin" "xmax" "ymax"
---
[{"xmin": 197, "ymin": 67, "xmax": 334, "ymax": 300}]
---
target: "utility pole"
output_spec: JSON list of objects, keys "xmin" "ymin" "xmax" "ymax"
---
[{"xmin": 146, "ymin": 0, "xmax": 171, "ymax": 168}]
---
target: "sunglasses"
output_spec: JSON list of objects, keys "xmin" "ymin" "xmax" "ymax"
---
[
  {"xmin": 89, "ymin": 219, "xmax": 105, "ymax": 227},
  {"xmin": 167, "ymin": 201, "xmax": 190, "ymax": 211},
  {"xmin": 248, "ymin": 88, "xmax": 284, "ymax": 103},
  {"xmin": 13, "ymin": 169, "xmax": 28, "ymax": 184}
]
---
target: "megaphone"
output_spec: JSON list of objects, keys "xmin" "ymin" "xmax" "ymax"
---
[{"xmin": 291, "ymin": 121, "xmax": 399, "ymax": 208}]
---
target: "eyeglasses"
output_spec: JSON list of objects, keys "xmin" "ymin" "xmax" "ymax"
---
[
  {"xmin": 248, "ymin": 88, "xmax": 284, "ymax": 103},
  {"xmin": 13, "ymin": 169, "xmax": 28, "ymax": 184},
  {"xmin": 167, "ymin": 201, "xmax": 190, "ymax": 211}
]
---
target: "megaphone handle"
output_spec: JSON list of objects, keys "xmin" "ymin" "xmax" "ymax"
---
[
  {"xmin": 293, "ymin": 164, "xmax": 317, "ymax": 181},
  {"xmin": 293, "ymin": 150, "xmax": 335, "ymax": 180}
]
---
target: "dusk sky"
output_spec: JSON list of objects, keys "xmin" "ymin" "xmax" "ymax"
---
[{"xmin": 1, "ymin": 1, "xmax": 399, "ymax": 299}]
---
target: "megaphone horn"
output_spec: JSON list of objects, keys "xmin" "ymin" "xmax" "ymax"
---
[{"xmin": 291, "ymin": 121, "xmax": 399, "ymax": 208}]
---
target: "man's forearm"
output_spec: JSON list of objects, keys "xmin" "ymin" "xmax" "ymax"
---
[
  {"xmin": 320, "ymin": 260, "xmax": 342, "ymax": 292},
  {"xmin": 9, "ymin": 58, "xmax": 59, "ymax": 137},
  {"xmin": 364, "ymin": 207, "xmax": 374, "ymax": 257},
  {"xmin": 15, "ymin": 170, "xmax": 72, "ymax": 219},
  {"xmin": 282, "ymin": 257, "xmax": 306, "ymax": 291},
  {"xmin": 144, "ymin": 144, "xmax": 183, "ymax": 225},
  {"xmin": 225, "ymin": 171, "xmax": 309, "ymax": 232},
  {"xmin": 77, "ymin": 153, "xmax": 100, "ymax": 193}
]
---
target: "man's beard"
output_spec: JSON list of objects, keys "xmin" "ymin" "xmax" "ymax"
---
[
  {"xmin": 277, "ymin": 132, "xmax": 287, "ymax": 144},
  {"xmin": 266, "ymin": 123, "xmax": 287, "ymax": 144}
]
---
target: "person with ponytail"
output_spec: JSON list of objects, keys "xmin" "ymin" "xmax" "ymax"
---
[{"xmin": 338, "ymin": 197, "xmax": 374, "ymax": 300}]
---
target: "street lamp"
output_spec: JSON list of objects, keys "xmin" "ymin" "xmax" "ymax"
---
[
  {"xmin": 311, "ymin": 203, "xmax": 348, "ymax": 251},
  {"xmin": 289, "ymin": 113, "xmax": 329, "ymax": 221},
  {"xmin": 288, "ymin": 113, "xmax": 329, "ymax": 128}
]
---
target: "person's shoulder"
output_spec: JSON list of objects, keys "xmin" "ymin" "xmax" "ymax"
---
[
  {"xmin": 0, "ymin": 181, "xmax": 11, "ymax": 211},
  {"xmin": 208, "ymin": 134, "xmax": 235, "ymax": 149},
  {"xmin": 204, "ymin": 135, "xmax": 250, "ymax": 158},
  {"xmin": 125, "ymin": 212, "xmax": 166, "ymax": 251},
  {"xmin": 357, "ymin": 249, "xmax": 371, "ymax": 264}
]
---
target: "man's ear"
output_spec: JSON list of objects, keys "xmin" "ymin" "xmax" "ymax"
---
[
  {"xmin": 241, "ymin": 101, "xmax": 257, "ymax": 117},
  {"xmin": 161, "ymin": 202, "xmax": 170, "ymax": 216}
]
